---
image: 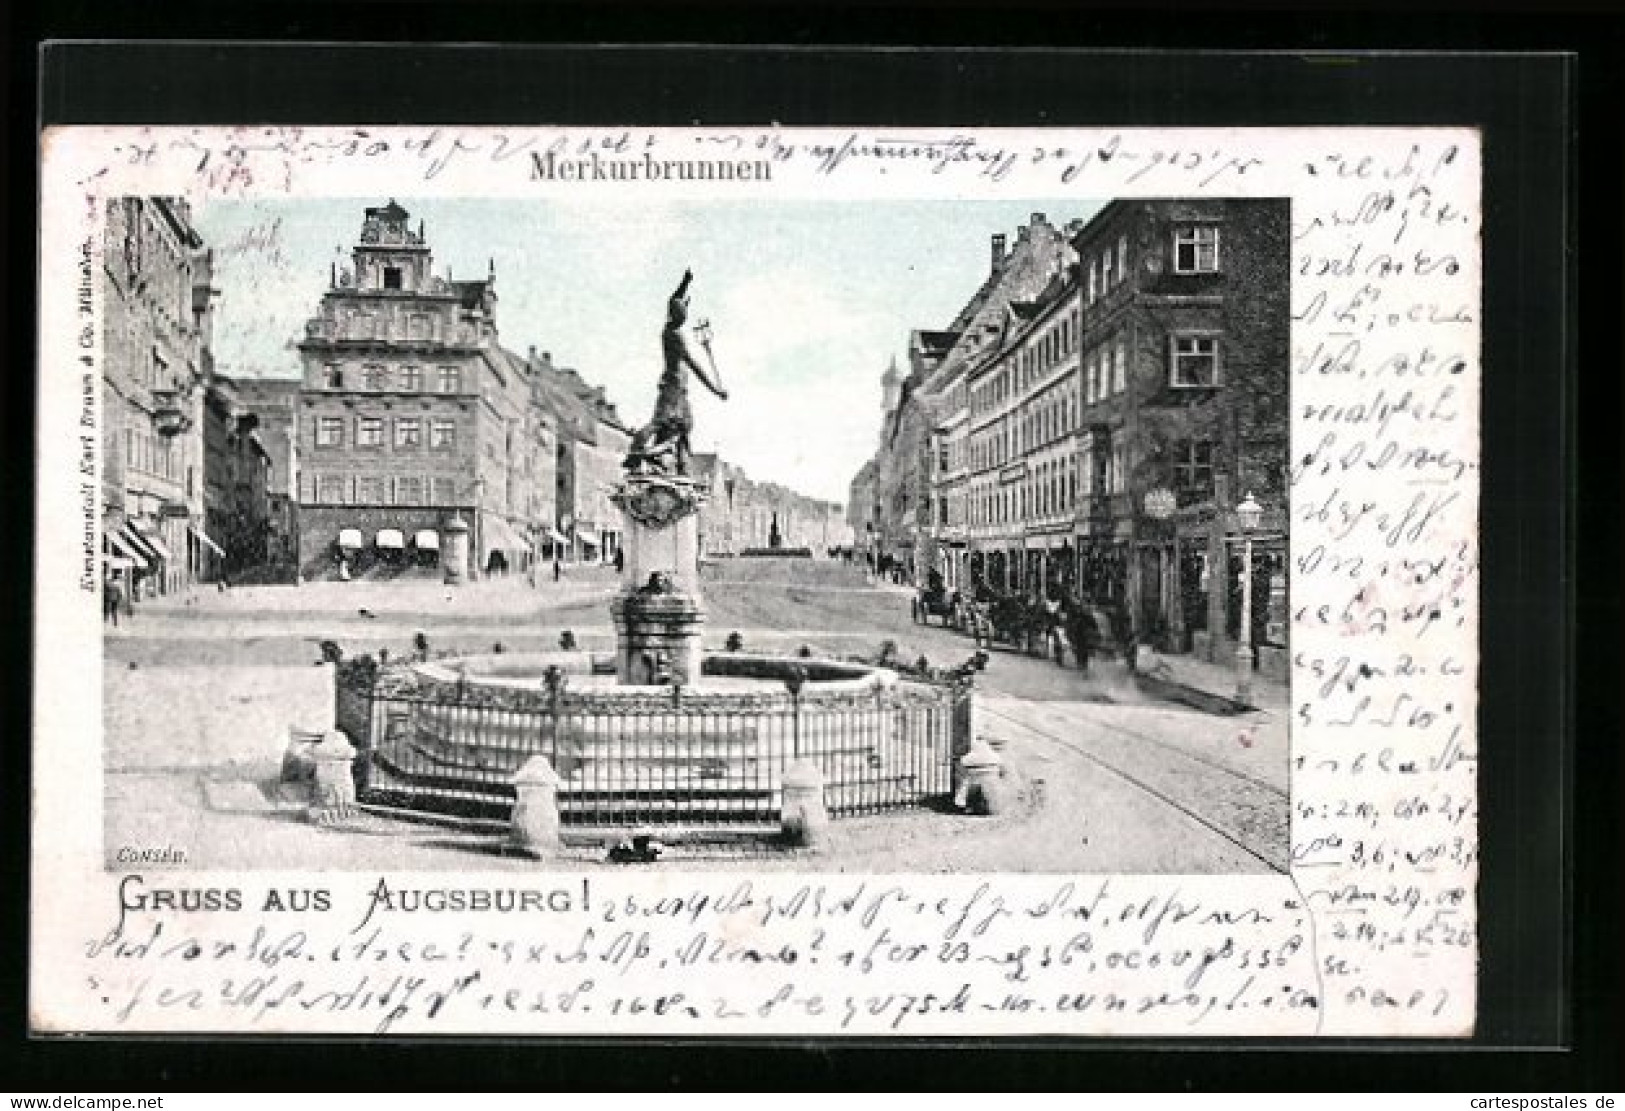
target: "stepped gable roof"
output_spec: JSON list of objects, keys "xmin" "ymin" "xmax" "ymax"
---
[
  {"xmin": 451, "ymin": 278, "xmax": 492, "ymax": 309},
  {"xmin": 366, "ymin": 199, "xmax": 410, "ymax": 222}
]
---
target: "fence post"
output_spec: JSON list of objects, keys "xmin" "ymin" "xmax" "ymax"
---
[
  {"xmin": 781, "ymin": 759, "xmax": 829, "ymax": 850},
  {"xmin": 959, "ymin": 737, "xmax": 1009, "ymax": 816},
  {"xmin": 306, "ymin": 729, "xmax": 359, "ymax": 824},
  {"xmin": 511, "ymin": 756, "xmax": 563, "ymax": 857}
]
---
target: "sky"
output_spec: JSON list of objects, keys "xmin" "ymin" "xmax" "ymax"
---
[{"xmin": 194, "ymin": 197, "xmax": 1100, "ymax": 505}]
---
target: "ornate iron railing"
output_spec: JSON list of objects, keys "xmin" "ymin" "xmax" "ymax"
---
[{"xmin": 337, "ymin": 663, "xmax": 967, "ymax": 829}]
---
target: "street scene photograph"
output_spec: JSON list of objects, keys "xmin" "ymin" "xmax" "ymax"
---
[{"xmin": 99, "ymin": 193, "xmax": 1291, "ymax": 874}]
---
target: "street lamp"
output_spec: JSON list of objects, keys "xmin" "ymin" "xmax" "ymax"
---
[{"xmin": 1234, "ymin": 491, "xmax": 1263, "ymax": 704}]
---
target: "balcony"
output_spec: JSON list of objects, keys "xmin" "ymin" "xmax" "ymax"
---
[{"xmin": 151, "ymin": 389, "xmax": 192, "ymax": 438}]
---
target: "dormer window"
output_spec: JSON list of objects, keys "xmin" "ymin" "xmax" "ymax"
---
[{"xmin": 383, "ymin": 266, "xmax": 403, "ymax": 290}]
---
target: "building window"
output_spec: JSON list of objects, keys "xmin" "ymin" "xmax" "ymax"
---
[
  {"xmin": 1101, "ymin": 248, "xmax": 1113, "ymax": 290},
  {"xmin": 432, "ymin": 476, "xmax": 457, "ymax": 504},
  {"xmin": 396, "ymin": 476, "xmax": 423, "ymax": 505},
  {"xmin": 1173, "ymin": 440, "xmax": 1216, "ymax": 493},
  {"xmin": 395, "ymin": 417, "xmax": 422, "ymax": 449},
  {"xmin": 1086, "ymin": 351, "xmax": 1100, "ymax": 404},
  {"xmin": 383, "ymin": 266, "xmax": 403, "ymax": 291},
  {"xmin": 1088, "ymin": 258, "xmax": 1099, "ymax": 304},
  {"xmin": 430, "ymin": 418, "xmax": 456, "ymax": 448},
  {"xmin": 438, "ymin": 366, "xmax": 462, "ymax": 393},
  {"xmin": 1111, "ymin": 442, "xmax": 1127, "ymax": 494},
  {"xmin": 1113, "ymin": 338, "xmax": 1128, "ymax": 394},
  {"xmin": 356, "ymin": 476, "xmax": 386, "ymax": 504},
  {"xmin": 322, "ymin": 364, "xmax": 343, "ymax": 389},
  {"xmin": 357, "ymin": 416, "xmax": 384, "ymax": 448},
  {"xmin": 1170, "ymin": 335, "xmax": 1220, "ymax": 387},
  {"xmin": 399, "ymin": 365, "xmax": 423, "ymax": 391},
  {"xmin": 317, "ymin": 475, "xmax": 344, "ymax": 504},
  {"xmin": 315, "ymin": 416, "xmax": 344, "ymax": 447},
  {"xmin": 1117, "ymin": 234, "xmax": 1129, "ymax": 284},
  {"xmin": 363, "ymin": 364, "xmax": 388, "ymax": 390},
  {"xmin": 1173, "ymin": 226, "xmax": 1221, "ymax": 274}
]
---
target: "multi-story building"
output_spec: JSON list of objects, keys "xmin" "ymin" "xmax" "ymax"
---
[
  {"xmin": 692, "ymin": 455, "xmax": 848, "ymax": 557},
  {"xmin": 218, "ymin": 374, "xmax": 300, "ymax": 576},
  {"xmin": 294, "ymin": 201, "xmax": 543, "ymax": 579},
  {"xmin": 101, "ymin": 197, "xmax": 219, "ymax": 597},
  {"xmin": 845, "ymin": 458, "xmax": 879, "ymax": 561},
  {"xmin": 201, "ymin": 376, "xmax": 274, "ymax": 580},
  {"xmin": 529, "ymin": 352, "xmax": 624, "ymax": 565},
  {"xmin": 961, "ymin": 198, "xmax": 1290, "ymax": 673},
  {"xmin": 863, "ymin": 213, "xmax": 1077, "ymax": 590},
  {"xmin": 964, "ymin": 262, "xmax": 1085, "ymax": 602}
]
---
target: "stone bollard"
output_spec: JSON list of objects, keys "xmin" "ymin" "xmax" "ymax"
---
[
  {"xmin": 281, "ymin": 727, "xmax": 326, "ymax": 784},
  {"xmin": 511, "ymin": 756, "xmax": 563, "ymax": 858},
  {"xmin": 780, "ymin": 759, "xmax": 830, "ymax": 850},
  {"xmin": 306, "ymin": 730, "xmax": 359, "ymax": 824},
  {"xmin": 959, "ymin": 738, "xmax": 1010, "ymax": 816}
]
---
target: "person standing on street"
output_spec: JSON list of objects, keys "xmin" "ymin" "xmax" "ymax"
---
[{"xmin": 103, "ymin": 571, "xmax": 124, "ymax": 627}]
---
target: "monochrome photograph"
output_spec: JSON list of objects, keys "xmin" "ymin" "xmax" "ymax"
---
[
  {"xmin": 34, "ymin": 120, "xmax": 1479, "ymax": 1037},
  {"xmin": 97, "ymin": 193, "xmax": 1290, "ymax": 875}
]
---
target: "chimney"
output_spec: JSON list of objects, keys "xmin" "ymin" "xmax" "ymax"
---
[
  {"xmin": 1031, "ymin": 211, "xmax": 1048, "ymax": 226},
  {"xmin": 990, "ymin": 233, "xmax": 1007, "ymax": 274}
]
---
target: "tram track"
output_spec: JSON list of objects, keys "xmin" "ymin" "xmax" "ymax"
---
[{"xmin": 980, "ymin": 700, "xmax": 1290, "ymax": 874}]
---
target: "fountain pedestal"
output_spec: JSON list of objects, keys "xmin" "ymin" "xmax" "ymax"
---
[{"xmin": 610, "ymin": 475, "xmax": 709, "ymax": 686}]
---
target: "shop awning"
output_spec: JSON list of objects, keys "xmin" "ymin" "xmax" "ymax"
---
[
  {"xmin": 574, "ymin": 524, "xmax": 600, "ymax": 546},
  {"xmin": 546, "ymin": 527, "xmax": 567, "ymax": 544},
  {"xmin": 481, "ymin": 514, "xmax": 527, "ymax": 556},
  {"xmin": 337, "ymin": 528, "xmax": 364, "ymax": 549},
  {"xmin": 412, "ymin": 529, "xmax": 440, "ymax": 551},
  {"xmin": 375, "ymin": 528, "xmax": 405, "ymax": 550},
  {"xmin": 105, "ymin": 555, "xmax": 137, "ymax": 571},
  {"xmin": 128, "ymin": 521, "xmax": 171, "ymax": 561},
  {"xmin": 106, "ymin": 528, "xmax": 150, "ymax": 570},
  {"xmin": 187, "ymin": 523, "xmax": 225, "ymax": 558}
]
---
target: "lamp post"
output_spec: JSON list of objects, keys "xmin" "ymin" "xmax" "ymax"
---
[{"xmin": 1234, "ymin": 492, "xmax": 1263, "ymax": 704}]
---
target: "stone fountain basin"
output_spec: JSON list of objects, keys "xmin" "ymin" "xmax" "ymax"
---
[
  {"xmin": 411, "ymin": 651, "xmax": 894, "ymax": 696},
  {"xmin": 377, "ymin": 652, "xmax": 907, "ymax": 785}
]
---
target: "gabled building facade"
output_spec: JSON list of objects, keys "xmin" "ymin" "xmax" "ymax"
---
[
  {"xmin": 101, "ymin": 197, "xmax": 220, "ymax": 597},
  {"xmin": 1068, "ymin": 198, "xmax": 1289, "ymax": 673},
  {"xmin": 293, "ymin": 200, "xmax": 543, "ymax": 579}
]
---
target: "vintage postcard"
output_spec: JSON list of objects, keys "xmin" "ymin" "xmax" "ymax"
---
[{"xmin": 33, "ymin": 124, "xmax": 1478, "ymax": 1036}]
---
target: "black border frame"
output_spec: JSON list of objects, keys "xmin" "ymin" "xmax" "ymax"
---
[{"xmin": 9, "ymin": 18, "xmax": 1610, "ymax": 1093}]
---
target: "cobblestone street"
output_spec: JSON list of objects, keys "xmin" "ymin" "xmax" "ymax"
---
[{"xmin": 103, "ymin": 569, "xmax": 1288, "ymax": 873}]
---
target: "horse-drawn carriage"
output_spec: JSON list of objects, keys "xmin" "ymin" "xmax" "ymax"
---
[
  {"xmin": 910, "ymin": 576, "xmax": 963, "ymax": 628},
  {"xmin": 963, "ymin": 589, "xmax": 1118, "ymax": 669}
]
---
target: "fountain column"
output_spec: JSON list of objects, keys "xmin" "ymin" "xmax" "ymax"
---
[{"xmin": 609, "ymin": 475, "xmax": 709, "ymax": 685}]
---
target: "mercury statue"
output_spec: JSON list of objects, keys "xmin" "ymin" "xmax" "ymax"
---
[{"xmin": 624, "ymin": 269, "xmax": 729, "ymax": 477}]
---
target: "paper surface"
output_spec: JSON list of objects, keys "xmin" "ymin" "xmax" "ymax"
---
[{"xmin": 34, "ymin": 125, "xmax": 1478, "ymax": 1036}]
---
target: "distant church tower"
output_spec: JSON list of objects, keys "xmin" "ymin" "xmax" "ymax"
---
[{"xmin": 878, "ymin": 355, "xmax": 903, "ymax": 448}]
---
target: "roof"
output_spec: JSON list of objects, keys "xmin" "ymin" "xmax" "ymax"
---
[
  {"xmin": 366, "ymin": 199, "xmax": 410, "ymax": 222},
  {"xmin": 451, "ymin": 279, "xmax": 493, "ymax": 309},
  {"xmin": 912, "ymin": 330, "xmax": 959, "ymax": 355}
]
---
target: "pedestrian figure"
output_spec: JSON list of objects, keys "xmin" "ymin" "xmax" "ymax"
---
[
  {"xmin": 552, "ymin": 556, "xmax": 561, "ymax": 582},
  {"xmin": 613, "ymin": 548, "xmax": 625, "ymax": 574},
  {"xmin": 103, "ymin": 574, "xmax": 123, "ymax": 627}
]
